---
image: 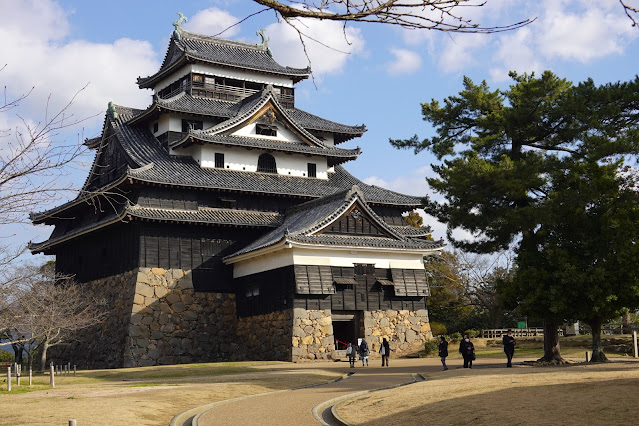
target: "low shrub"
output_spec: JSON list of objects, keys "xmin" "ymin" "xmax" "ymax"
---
[
  {"xmin": 424, "ymin": 339, "xmax": 439, "ymax": 355},
  {"xmin": 430, "ymin": 322, "xmax": 447, "ymax": 336},
  {"xmin": 450, "ymin": 332, "xmax": 462, "ymax": 342},
  {"xmin": 464, "ymin": 329, "xmax": 480, "ymax": 338}
]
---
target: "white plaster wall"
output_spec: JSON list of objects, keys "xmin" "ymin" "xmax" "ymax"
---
[
  {"xmin": 233, "ymin": 122, "xmax": 301, "ymax": 143},
  {"xmin": 232, "ymin": 245, "xmax": 436, "ymax": 277},
  {"xmin": 233, "ymin": 249, "xmax": 295, "ymax": 278},
  {"xmin": 154, "ymin": 64, "xmax": 294, "ymax": 93},
  {"xmin": 188, "ymin": 144, "xmax": 328, "ymax": 179},
  {"xmin": 314, "ymin": 132, "xmax": 335, "ymax": 146}
]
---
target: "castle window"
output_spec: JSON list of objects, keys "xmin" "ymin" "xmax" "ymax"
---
[
  {"xmin": 257, "ymin": 153, "xmax": 277, "ymax": 174},
  {"xmin": 256, "ymin": 123, "xmax": 277, "ymax": 137},
  {"xmin": 153, "ymin": 122, "xmax": 158, "ymax": 133},
  {"xmin": 215, "ymin": 153, "xmax": 224, "ymax": 168},
  {"xmin": 246, "ymin": 286, "xmax": 259, "ymax": 297},
  {"xmin": 182, "ymin": 119, "xmax": 203, "ymax": 133},
  {"xmin": 307, "ymin": 163, "xmax": 317, "ymax": 178}
]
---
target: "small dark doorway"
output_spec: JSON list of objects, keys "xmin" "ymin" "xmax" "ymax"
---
[{"xmin": 332, "ymin": 312, "xmax": 363, "ymax": 350}]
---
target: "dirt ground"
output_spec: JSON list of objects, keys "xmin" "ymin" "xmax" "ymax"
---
[
  {"xmin": 0, "ymin": 362, "xmax": 341, "ymax": 426},
  {"xmin": 336, "ymin": 360, "xmax": 639, "ymax": 426}
]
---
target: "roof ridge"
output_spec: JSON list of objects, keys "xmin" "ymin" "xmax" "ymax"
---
[{"xmin": 180, "ymin": 30, "xmax": 268, "ymax": 52}]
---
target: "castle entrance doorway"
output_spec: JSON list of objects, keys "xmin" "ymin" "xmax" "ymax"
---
[{"xmin": 332, "ymin": 311, "xmax": 363, "ymax": 350}]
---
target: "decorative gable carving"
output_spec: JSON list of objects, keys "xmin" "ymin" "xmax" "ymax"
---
[{"xmin": 319, "ymin": 203, "xmax": 394, "ymax": 237}]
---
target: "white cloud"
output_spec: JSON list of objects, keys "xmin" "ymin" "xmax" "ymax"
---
[
  {"xmin": 438, "ymin": 33, "xmax": 488, "ymax": 73},
  {"xmin": 537, "ymin": 0, "xmax": 635, "ymax": 62},
  {"xmin": 0, "ymin": 0, "xmax": 159, "ymax": 136},
  {"xmin": 385, "ymin": 48, "xmax": 422, "ymax": 75},
  {"xmin": 184, "ymin": 7, "xmax": 240, "ymax": 38},
  {"xmin": 489, "ymin": 27, "xmax": 543, "ymax": 82},
  {"xmin": 265, "ymin": 18, "xmax": 365, "ymax": 77}
]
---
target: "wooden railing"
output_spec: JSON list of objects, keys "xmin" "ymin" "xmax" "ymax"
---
[
  {"xmin": 481, "ymin": 328, "xmax": 564, "ymax": 338},
  {"xmin": 159, "ymin": 80, "xmax": 294, "ymax": 107}
]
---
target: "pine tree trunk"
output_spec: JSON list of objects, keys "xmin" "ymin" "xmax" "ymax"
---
[
  {"xmin": 589, "ymin": 318, "xmax": 608, "ymax": 362},
  {"xmin": 39, "ymin": 341, "xmax": 49, "ymax": 372},
  {"xmin": 539, "ymin": 320, "xmax": 565, "ymax": 363}
]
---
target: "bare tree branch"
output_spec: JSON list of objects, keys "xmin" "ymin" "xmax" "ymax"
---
[
  {"xmin": 620, "ymin": 0, "xmax": 639, "ymax": 27},
  {"xmin": 253, "ymin": 0, "xmax": 534, "ymax": 33}
]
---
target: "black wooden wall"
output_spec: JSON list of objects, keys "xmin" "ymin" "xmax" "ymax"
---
[
  {"xmin": 235, "ymin": 265, "xmax": 427, "ymax": 317},
  {"xmin": 138, "ymin": 222, "xmax": 261, "ymax": 292},
  {"xmin": 55, "ymin": 222, "xmax": 140, "ymax": 283}
]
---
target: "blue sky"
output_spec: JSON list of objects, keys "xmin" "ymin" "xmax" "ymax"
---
[{"xmin": 1, "ymin": 0, "xmax": 638, "ymax": 258}]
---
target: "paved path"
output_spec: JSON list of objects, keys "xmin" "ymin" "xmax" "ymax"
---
[{"xmin": 193, "ymin": 358, "xmax": 452, "ymax": 426}]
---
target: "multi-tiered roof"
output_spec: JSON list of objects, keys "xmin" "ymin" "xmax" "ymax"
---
[{"xmin": 31, "ymin": 22, "xmax": 442, "ymax": 259}]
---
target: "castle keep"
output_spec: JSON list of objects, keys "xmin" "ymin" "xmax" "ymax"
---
[{"xmin": 30, "ymin": 20, "xmax": 444, "ymax": 367}]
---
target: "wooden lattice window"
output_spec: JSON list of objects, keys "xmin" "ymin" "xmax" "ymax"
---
[
  {"xmin": 307, "ymin": 163, "xmax": 317, "ymax": 178},
  {"xmin": 257, "ymin": 153, "xmax": 277, "ymax": 174},
  {"xmin": 215, "ymin": 153, "xmax": 224, "ymax": 168}
]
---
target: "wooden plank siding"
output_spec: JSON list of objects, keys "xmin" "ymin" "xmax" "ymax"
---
[{"xmin": 138, "ymin": 223, "xmax": 259, "ymax": 292}]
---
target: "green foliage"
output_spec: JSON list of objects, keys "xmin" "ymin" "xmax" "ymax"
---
[
  {"xmin": 450, "ymin": 332, "xmax": 462, "ymax": 342},
  {"xmin": 0, "ymin": 348, "xmax": 14, "ymax": 362},
  {"xmin": 423, "ymin": 339, "xmax": 439, "ymax": 355},
  {"xmin": 464, "ymin": 329, "xmax": 480, "ymax": 338},
  {"xmin": 430, "ymin": 322, "xmax": 447, "ymax": 336}
]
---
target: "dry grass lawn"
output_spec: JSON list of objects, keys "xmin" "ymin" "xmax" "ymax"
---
[
  {"xmin": 0, "ymin": 362, "xmax": 341, "ymax": 425},
  {"xmin": 336, "ymin": 360, "xmax": 639, "ymax": 426}
]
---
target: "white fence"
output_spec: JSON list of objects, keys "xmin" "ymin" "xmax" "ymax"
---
[{"xmin": 481, "ymin": 328, "xmax": 564, "ymax": 338}]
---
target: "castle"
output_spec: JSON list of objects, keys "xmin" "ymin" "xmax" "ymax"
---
[{"xmin": 30, "ymin": 19, "xmax": 443, "ymax": 367}]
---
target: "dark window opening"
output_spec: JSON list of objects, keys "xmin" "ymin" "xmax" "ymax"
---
[
  {"xmin": 219, "ymin": 198, "xmax": 236, "ymax": 208},
  {"xmin": 354, "ymin": 263, "xmax": 375, "ymax": 276},
  {"xmin": 307, "ymin": 163, "xmax": 317, "ymax": 178},
  {"xmin": 214, "ymin": 153, "xmax": 224, "ymax": 168},
  {"xmin": 257, "ymin": 153, "xmax": 277, "ymax": 174},
  {"xmin": 152, "ymin": 122, "xmax": 158, "ymax": 133},
  {"xmin": 256, "ymin": 123, "xmax": 277, "ymax": 137},
  {"xmin": 246, "ymin": 285, "xmax": 260, "ymax": 297},
  {"xmin": 182, "ymin": 119, "xmax": 203, "ymax": 132}
]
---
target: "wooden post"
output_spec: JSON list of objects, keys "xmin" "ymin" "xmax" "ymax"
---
[
  {"xmin": 69, "ymin": 420, "xmax": 77, "ymax": 426},
  {"xmin": 16, "ymin": 364, "xmax": 20, "ymax": 386},
  {"xmin": 29, "ymin": 367, "xmax": 32, "ymax": 386},
  {"xmin": 50, "ymin": 364, "xmax": 55, "ymax": 388},
  {"xmin": 633, "ymin": 331, "xmax": 638, "ymax": 358},
  {"xmin": 585, "ymin": 351, "xmax": 590, "ymax": 362},
  {"xmin": 7, "ymin": 366, "xmax": 11, "ymax": 392},
  {"xmin": 73, "ymin": 365, "xmax": 76, "ymax": 377}
]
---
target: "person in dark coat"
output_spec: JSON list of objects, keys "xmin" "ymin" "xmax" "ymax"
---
[
  {"xmin": 438, "ymin": 336, "xmax": 449, "ymax": 371},
  {"xmin": 380, "ymin": 338, "xmax": 391, "ymax": 367},
  {"xmin": 358, "ymin": 339, "xmax": 369, "ymax": 366},
  {"xmin": 503, "ymin": 329, "xmax": 516, "ymax": 367},
  {"xmin": 346, "ymin": 342, "xmax": 357, "ymax": 368},
  {"xmin": 458, "ymin": 335, "xmax": 475, "ymax": 368}
]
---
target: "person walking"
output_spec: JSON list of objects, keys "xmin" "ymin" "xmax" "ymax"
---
[
  {"xmin": 346, "ymin": 342, "xmax": 357, "ymax": 368},
  {"xmin": 459, "ymin": 335, "xmax": 475, "ymax": 368},
  {"xmin": 503, "ymin": 329, "xmax": 516, "ymax": 367},
  {"xmin": 438, "ymin": 336, "xmax": 449, "ymax": 371},
  {"xmin": 358, "ymin": 339, "xmax": 370, "ymax": 366},
  {"xmin": 380, "ymin": 338, "xmax": 390, "ymax": 367}
]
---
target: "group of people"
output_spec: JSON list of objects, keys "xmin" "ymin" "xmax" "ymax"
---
[
  {"xmin": 438, "ymin": 329, "xmax": 517, "ymax": 370},
  {"xmin": 345, "ymin": 337, "xmax": 391, "ymax": 368}
]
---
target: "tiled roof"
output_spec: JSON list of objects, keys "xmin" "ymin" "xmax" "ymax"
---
[
  {"xmin": 226, "ymin": 186, "xmax": 443, "ymax": 259},
  {"xmin": 175, "ymin": 133, "xmax": 360, "ymax": 160},
  {"xmin": 31, "ymin": 103, "xmax": 421, "ymax": 222},
  {"xmin": 127, "ymin": 205, "xmax": 282, "ymax": 227},
  {"xmin": 136, "ymin": 91, "xmax": 366, "ymax": 137},
  {"xmin": 390, "ymin": 225, "xmax": 433, "ymax": 237},
  {"xmin": 31, "ymin": 203, "xmax": 283, "ymax": 253},
  {"xmin": 138, "ymin": 31, "xmax": 310, "ymax": 88}
]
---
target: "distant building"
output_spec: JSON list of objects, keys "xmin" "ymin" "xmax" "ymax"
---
[{"xmin": 30, "ymin": 20, "xmax": 444, "ymax": 367}]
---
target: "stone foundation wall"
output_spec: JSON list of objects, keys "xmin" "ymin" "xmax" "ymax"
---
[
  {"xmin": 123, "ymin": 267, "xmax": 240, "ymax": 367},
  {"xmin": 49, "ymin": 270, "xmax": 138, "ymax": 369},
  {"xmin": 364, "ymin": 309, "xmax": 432, "ymax": 355},
  {"xmin": 237, "ymin": 310, "xmax": 292, "ymax": 361},
  {"xmin": 292, "ymin": 308, "xmax": 335, "ymax": 362}
]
